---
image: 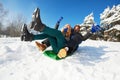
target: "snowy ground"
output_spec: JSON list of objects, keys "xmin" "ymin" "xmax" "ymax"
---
[{"xmin": 0, "ymin": 37, "xmax": 120, "ymax": 80}]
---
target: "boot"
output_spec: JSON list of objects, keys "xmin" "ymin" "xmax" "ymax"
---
[
  {"xmin": 35, "ymin": 41, "xmax": 47, "ymax": 51},
  {"xmin": 29, "ymin": 21, "xmax": 35, "ymax": 29},
  {"xmin": 21, "ymin": 24, "xmax": 33, "ymax": 41},
  {"xmin": 31, "ymin": 8, "xmax": 45, "ymax": 32},
  {"xmin": 57, "ymin": 47, "xmax": 69, "ymax": 58}
]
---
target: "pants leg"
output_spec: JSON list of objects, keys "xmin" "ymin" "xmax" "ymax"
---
[
  {"xmin": 33, "ymin": 26, "xmax": 66, "ymax": 53},
  {"xmin": 33, "ymin": 33, "xmax": 58, "ymax": 53},
  {"xmin": 33, "ymin": 33, "xmax": 48, "ymax": 40},
  {"xmin": 47, "ymin": 37, "xmax": 59, "ymax": 53},
  {"xmin": 42, "ymin": 39, "xmax": 50, "ymax": 47},
  {"xmin": 41, "ymin": 22, "xmax": 60, "ymax": 47},
  {"xmin": 42, "ymin": 26, "xmax": 66, "ymax": 52}
]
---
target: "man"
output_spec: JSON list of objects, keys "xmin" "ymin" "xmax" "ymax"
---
[{"xmin": 22, "ymin": 8, "xmax": 100, "ymax": 58}]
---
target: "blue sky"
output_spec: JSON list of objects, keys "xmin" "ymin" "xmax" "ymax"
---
[{"xmin": 0, "ymin": 0, "xmax": 120, "ymax": 28}]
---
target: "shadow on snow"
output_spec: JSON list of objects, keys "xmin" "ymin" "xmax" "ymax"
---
[{"xmin": 70, "ymin": 46, "xmax": 113, "ymax": 66}]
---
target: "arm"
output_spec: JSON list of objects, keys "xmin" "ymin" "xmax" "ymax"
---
[
  {"xmin": 80, "ymin": 31, "xmax": 92, "ymax": 41},
  {"xmin": 80, "ymin": 24, "xmax": 101, "ymax": 41}
]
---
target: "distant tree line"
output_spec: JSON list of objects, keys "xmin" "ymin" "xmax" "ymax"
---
[{"xmin": 0, "ymin": 3, "xmax": 26, "ymax": 37}]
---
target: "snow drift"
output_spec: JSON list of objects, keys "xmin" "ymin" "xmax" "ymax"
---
[{"xmin": 0, "ymin": 38, "xmax": 120, "ymax": 80}]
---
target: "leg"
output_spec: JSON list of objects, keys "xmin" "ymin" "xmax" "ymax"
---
[
  {"xmin": 30, "ymin": 8, "xmax": 67, "ymax": 58},
  {"xmin": 41, "ymin": 17, "xmax": 63, "ymax": 47},
  {"xmin": 42, "ymin": 26, "xmax": 66, "ymax": 53},
  {"xmin": 42, "ymin": 39, "xmax": 50, "ymax": 47},
  {"xmin": 21, "ymin": 24, "xmax": 33, "ymax": 41},
  {"xmin": 42, "ymin": 26, "xmax": 68, "ymax": 58},
  {"xmin": 33, "ymin": 34, "xmax": 48, "ymax": 40},
  {"xmin": 33, "ymin": 34, "xmax": 50, "ymax": 51},
  {"xmin": 35, "ymin": 34, "xmax": 65, "ymax": 53},
  {"xmin": 47, "ymin": 37, "xmax": 58, "ymax": 53},
  {"xmin": 35, "ymin": 38, "xmax": 50, "ymax": 51},
  {"xmin": 34, "ymin": 33, "xmax": 62, "ymax": 53},
  {"xmin": 29, "ymin": 7, "xmax": 66, "ymax": 51}
]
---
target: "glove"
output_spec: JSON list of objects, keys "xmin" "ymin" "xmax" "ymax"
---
[
  {"xmin": 91, "ymin": 25, "xmax": 101, "ymax": 33},
  {"xmin": 63, "ymin": 27, "xmax": 71, "ymax": 37},
  {"xmin": 63, "ymin": 28, "xmax": 68, "ymax": 33}
]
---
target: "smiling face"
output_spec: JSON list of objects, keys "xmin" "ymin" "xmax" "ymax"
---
[{"xmin": 74, "ymin": 25, "xmax": 80, "ymax": 32}]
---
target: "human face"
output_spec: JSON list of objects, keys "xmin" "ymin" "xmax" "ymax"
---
[{"xmin": 74, "ymin": 26, "xmax": 80, "ymax": 32}]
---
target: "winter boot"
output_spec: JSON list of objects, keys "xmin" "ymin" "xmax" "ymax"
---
[
  {"xmin": 35, "ymin": 41, "xmax": 47, "ymax": 51},
  {"xmin": 30, "ymin": 8, "xmax": 45, "ymax": 32},
  {"xmin": 21, "ymin": 24, "xmax": 33, "ymax": 41},
  {"xmin": 57, "ymin": 47, "xmax": 69, "ymax": 58}
]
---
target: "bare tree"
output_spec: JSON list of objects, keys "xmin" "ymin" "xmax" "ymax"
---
[
  {"xmin": 0, "ymin": 23, "xmax": 2, "ymax": 34},
  {"xmin": 6, "ymin": 14, "xmax": 26, "ymax": 37},
  {"xmin": 0, "ymin": 3, "xmax": 8, "ymax": 37},
  {"xmin": 0, "ymin": 3, "xmax": 26, "ymax": 37},
  {"xmin": 0, "ymin": 3, "xmax": 8, "ymax": 22}
]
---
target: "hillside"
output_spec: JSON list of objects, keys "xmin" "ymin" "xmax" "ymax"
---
[{"xmin": 0, "ymin": 38, "xmax": 120, "ymax": 80}]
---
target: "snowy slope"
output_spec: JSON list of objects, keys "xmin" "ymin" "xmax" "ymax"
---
[{"xmin": 0, "ymin": 38, "xmax": 120, "ymax": 80}]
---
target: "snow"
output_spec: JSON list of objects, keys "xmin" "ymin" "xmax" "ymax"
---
[
  {"xmin": 81, "ymin": 12, "xmax": 96, "ymax": 27},
  {"xmin": 100, "ymin": 4, "xmax": 120, "ymax": 25},
  {"xmin": 0, "ymin": 37, "xmax": 120, "ymax": 80},
  {"xmin": 107, "ymin": 25, "xmax": 120, "ymax": 31}
]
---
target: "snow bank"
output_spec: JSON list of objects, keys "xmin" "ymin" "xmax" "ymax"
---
[{"xmin": 0, "ymin": 38, "xmax": 120, "ymax": 80}]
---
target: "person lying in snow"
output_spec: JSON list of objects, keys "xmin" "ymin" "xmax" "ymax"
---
[
  {"xmin": 22, "ymin": 8, "xmax": 100, "ymax": 58},
  {"xmin": 35, "ymin": 17, "xmax": 63, "ymax": 51}
]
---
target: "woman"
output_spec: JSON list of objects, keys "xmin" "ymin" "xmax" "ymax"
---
[{"xmin": 22, "ymin": 8, "xmax": 100, "ymax": 58}]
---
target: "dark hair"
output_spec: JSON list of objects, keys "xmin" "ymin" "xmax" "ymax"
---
[{"xmin": 74, "ymin": 25, "xmax": 81, "ymax": 29}]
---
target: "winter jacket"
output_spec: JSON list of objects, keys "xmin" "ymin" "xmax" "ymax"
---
[{"xmin": 66, "ymin": 29, "xmax": 92, "ymax": 55}]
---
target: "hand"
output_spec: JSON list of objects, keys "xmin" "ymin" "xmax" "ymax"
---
[
  {"xmin": 91, "ymin": 25, "xmax": 101, "ymax": 33},
  {"xmin": 63, "ymin": 28, "xmax": 68, "ymax": 33}
]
